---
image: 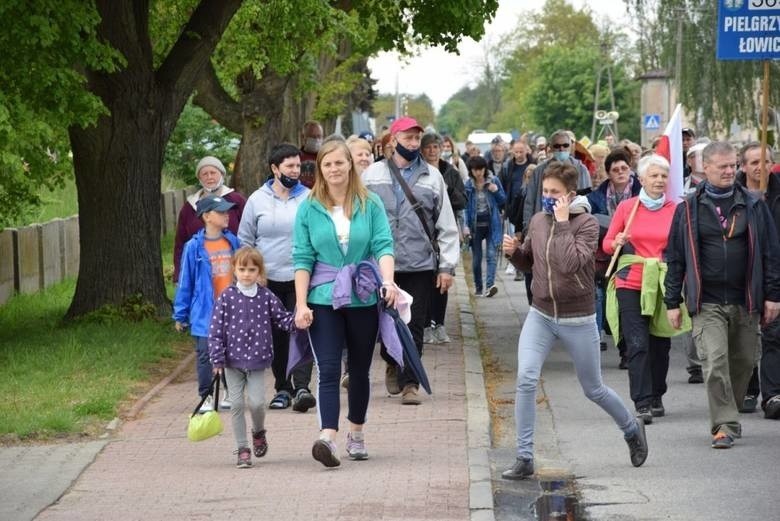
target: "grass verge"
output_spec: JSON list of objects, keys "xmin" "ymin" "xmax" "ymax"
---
[{"xmin": 0, "ymin": 233, "xmax": 188, "ymax": 442}]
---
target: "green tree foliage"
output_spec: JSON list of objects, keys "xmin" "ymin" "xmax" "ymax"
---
[
  {"xmin": 437, "ymin": 0, "xmax": 641, "ymax": 143},
  {"xmin": 163, "ymin": 101, "xmax": 240, "ymax": 185},
  {"xmin": 372, "ymin": 94, "xmax": 436, "ymax": 131},
  {"xmin": 625, "ymin": 0, "xmax": 780, "ymax": 135},
  {"xmin": 0, "ymin": 2, "xmax": 121, "ymax": 228}
]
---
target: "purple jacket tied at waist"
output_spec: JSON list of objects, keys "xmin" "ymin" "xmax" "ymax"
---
[{"xmin": 287, "ymin": 260, "xmax": 404, "ymax": 377}]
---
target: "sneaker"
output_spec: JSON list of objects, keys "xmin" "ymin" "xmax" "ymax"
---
[
  {"xmin": 600, "ymin": 341, "xmax": 608, "ymax": 352},
  {"xmin": 474, "ymin": 289, "xmax": 483, "ymax": 297},
  {"xmin": 636, "ymin": 407, "xmax": 653, "ymax": 425},
  {"xmin": 505, "ymin": 264, "xmax": 515, "ymax": 275},
  {"xmin": 688, "ymin": 371, "xmax": 704, "ymax": 384},
  {"xmin": 401, "ymin": 384, "xmax": 421, "ymax": 405},
  {"xmin": 514, "ymin": 271, "xmax": 524, "ymax": 281},
  {"xmin": 385, "ymin": 364, "xmax": 401, "ymax": 395},
  {"xmin": 763, "ymin": 395, "xmax": 780, "ymax": 419},
  {"xmin": 346, "ymin": 431, "xmax": 368, "ymax": 460},
  {"xmin": 312, "ymin": 438, "xmax": 340, "ymax": 467},
  {"xmin": 236, "ymin": 447, "xmax": 252, "ymax": 468},
  {"xmin": 650, "ymin": 397, "xmax": 665, "ymax": 417},
  {"xmin": 739, "ymin": 394, "xmax": 758, "ymax": 413},
  {"xmin": 198, "ymin": 395, "xmax": 214, "ymax": 413},
  {"xmin": 423, "ymin": 326, "xmax": 436, "ymax": 344},
  {"xmin": 711, "ymin": 431, "xmax": 734, "ymax": 449},
  {"xmin": 219, "ymin": 396, "xmax": 232, "ymax": 410},
  {"xmin": 434, "ymin": 325, "xmax": 451, "ymax": 343},
  {"xmin": 340, "ymin": 372, "xmax": 350, "ymax": 390},
  {"xmin": 625, "ymin": 419, "xmax": 648, "ymax": 467},
  {"xmin": 268, "ymin": 390, "xmax": 292, "ymax": 409},
  {"xmin": 292, "ymin": 389, "xmax": 316, "ymax": 413},
  {"xmin": 501, "ymin": 457, "xmax": 534, "ymax": 480},
  {"xmin": 485, "ymin": 285, "xmax": 498, "ymax": 298},
  {"xmin": 252, "ymin": 430, "xmax": 268, "ymax": 458}
]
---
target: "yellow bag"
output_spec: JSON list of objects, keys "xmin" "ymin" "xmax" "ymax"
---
[{"xmin": 187, "ymin": 375, "xmax": 223, "ymax": 442}]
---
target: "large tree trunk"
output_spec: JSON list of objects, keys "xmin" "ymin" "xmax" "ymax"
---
[{"xmin": 65, "ymin": 0, "xmax": 242, "ymax": 319}]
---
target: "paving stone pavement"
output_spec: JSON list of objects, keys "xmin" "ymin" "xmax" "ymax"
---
[{"xmin": 18, "ymin": 279, "xmax": 477, "ymax": 521}]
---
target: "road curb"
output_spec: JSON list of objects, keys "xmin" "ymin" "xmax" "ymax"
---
[
  {"xmin": 124, "ymin": 351, "xmax": 196, "ymax": 421},
  {"xmin": 455, "ymin": 274, "xmax": 496, "ymax": 521}
]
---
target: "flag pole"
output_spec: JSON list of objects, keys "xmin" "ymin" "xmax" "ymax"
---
[
  {"xmin": 604, "ymin": 197, "xmax": 641, "ymax": 279},
  {"xmin": 760, "ymin": 60, "xmax": 770, "ymax": 193}
]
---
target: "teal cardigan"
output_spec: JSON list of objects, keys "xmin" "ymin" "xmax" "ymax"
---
[{"xmin": 293, "ymin": 192, "xmax": 394, "ymax": 307}]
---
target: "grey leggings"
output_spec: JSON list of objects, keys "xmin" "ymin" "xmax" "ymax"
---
[
  {"xmin": 224, "ymin": 367, "xmax": 267, "ymax": 450},
  {"xmin": 514, "ymin": 308, "xmax": 636, "ymax": 459}
]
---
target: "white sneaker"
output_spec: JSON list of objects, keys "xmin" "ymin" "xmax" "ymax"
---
[
  {"xmin": 423, "ymin": 327, "xmax": 435, "ymax": 344},
  {"xmin": 505, "ymin": 264, "xmax": 515, "ymax": 275},
  {"xmin": 434, "ymin": 325, "xmax": 451, "ymax": 343},
  {"xmin": 219, "ymin": 397, "xmax": 231, "ymax": 410},
  {"xmin": 198, "ymin": 395, "xmax": 214, "ymax": 413}
]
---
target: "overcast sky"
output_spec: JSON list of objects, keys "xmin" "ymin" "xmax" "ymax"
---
[{"xmin": 368, "ymin": 0, "xmax": 632, "ymax": 111}]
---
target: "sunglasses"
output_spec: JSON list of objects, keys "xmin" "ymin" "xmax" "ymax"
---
[{"xmin": 551, "ymin": 143, "xmax": 570, "ymax": 150}]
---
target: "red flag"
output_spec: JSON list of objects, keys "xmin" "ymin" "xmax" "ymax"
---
[{"xmin": 654, "ymin": 104, "xmax": 684, "ymax": 202}]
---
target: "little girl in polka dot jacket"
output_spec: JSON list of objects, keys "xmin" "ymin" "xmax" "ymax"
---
[{"xmin": 208, "ymin": 246, "xmax": 296, "ymax": 468}]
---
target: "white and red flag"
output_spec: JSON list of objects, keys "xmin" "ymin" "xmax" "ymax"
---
[{"xmin": 654, "ymin": 104, "xmax": 685, "ymax": 202}]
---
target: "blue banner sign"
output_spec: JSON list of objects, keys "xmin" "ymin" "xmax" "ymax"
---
[{"xmin": 717, "ymin": 0, "xmax": 780, "ymax": 60}]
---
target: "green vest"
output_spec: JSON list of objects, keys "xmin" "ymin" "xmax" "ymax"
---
[{"xmin": 606, "ymin": 254, "xmax": 692, "ymax": 341}]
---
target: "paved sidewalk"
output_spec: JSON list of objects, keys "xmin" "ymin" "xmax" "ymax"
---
[{"xmin": 33, "ymin": 284, "xmax": 475, "ymax": 521}]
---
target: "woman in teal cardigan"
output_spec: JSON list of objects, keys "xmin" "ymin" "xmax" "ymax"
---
[{"xmin": 293, "ymin": 139, "xmax": 396, "ymax": 468}]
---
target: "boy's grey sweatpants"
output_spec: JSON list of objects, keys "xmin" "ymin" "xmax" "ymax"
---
[
  {"xmin": 224, "ymin": 367, "xmax": 267, "ymax": 450},
  {"xmin": 514, "ymin": 308, "xmax": 636, "ymax": 459}
]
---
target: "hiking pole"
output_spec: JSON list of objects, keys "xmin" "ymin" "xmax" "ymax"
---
[{"xmin": 604, "ymin": 197, "xmax": 641, "ymax": 279}]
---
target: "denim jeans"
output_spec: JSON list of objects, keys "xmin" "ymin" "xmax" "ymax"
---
[
  {"xmin": 513, "ymin": 308, "xmax": 636, "ymax": 459},
  {"xmin": 471, "ymin": 224, "xmax": 497, "ymax": 293},
  {"xmin": 194, "ymin": 336, "xmax": 212, "ymax": 398},
  {"xmin": 309, "ymin": 304, "xmax": 379, "ymax": 430}
]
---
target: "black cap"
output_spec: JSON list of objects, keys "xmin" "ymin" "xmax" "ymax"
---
[
  {"xmin": 196, "ymin": 195, "xmax": 235, "ymax": 216},
  {"xmin": 682, "ymin": 127, "xmax": 696, "ymax": 137}
]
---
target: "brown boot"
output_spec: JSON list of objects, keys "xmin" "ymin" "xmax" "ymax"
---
[
  {"xmin": 401, "ymin": 384, "xmax": 421, "ymax": 405},
  {"xmin": 385, "ymin": 364, "xmax": 401, "ymax": 395}
]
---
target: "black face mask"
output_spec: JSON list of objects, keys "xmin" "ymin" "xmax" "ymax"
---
[
  {"xmin": 278, "ymin": 173, "xmax": 299, "ymax": 189},
  {"xmin": 395, "ymin": 142, "xmax": 419, "ymax": 162}
]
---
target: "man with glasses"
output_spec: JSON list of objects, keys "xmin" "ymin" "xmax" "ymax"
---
[{"xmin": 522, "ymin": 129, "xmax": 592, "ymax": 236}]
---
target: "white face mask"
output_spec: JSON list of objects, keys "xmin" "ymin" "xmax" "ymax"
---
[
  {"xmin": 303, "ymin": 137, "xmax": 322, "ymax": 154},
  {"xmin": 441, "ymin": 150, "xmax": 452, "ymax": 160}
]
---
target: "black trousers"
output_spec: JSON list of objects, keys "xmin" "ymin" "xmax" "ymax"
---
[
  {"xmin": 617, "ymin": 288, "xmax": 671, "ymax": 409},
  {"xmin": 761, "ymin": 318, "xmax": 780, "ymax": 405},
  {"xmin": 428, "ymin": 282, "xmax": 448, "ymax": 326},
  {"xmin": 267, "ymin": 279, "xmax": 312, "ymax": 394},
  {"xmin": 381, "ymin": 270, "xmax": 434, "ymax": 388}
]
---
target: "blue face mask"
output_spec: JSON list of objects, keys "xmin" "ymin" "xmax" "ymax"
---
[
  {"xmin": 541, "ymin": 196, "xmax": 557, "ymax": 214},
  {"xmin": 638, "ymin": 187, "xmax": 665, "ymax": 211},
  {"xmin": 553, "ymin": 151, "xmax": 570, "ymax": 162}
]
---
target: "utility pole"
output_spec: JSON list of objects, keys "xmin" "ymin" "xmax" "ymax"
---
[{"xmin": 675, "ymin": 17, "xmax": 683, "ymax": 97}]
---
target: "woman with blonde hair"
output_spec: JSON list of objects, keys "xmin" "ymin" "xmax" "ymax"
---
[{"xmin": 293, "ymin": 139, "xmax": 396, "ymax": 467}]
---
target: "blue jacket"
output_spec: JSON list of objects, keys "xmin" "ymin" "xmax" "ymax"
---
[
  {"xmin": 464, "ymin": 175, "xmax": 507, "ymax": 249},
  {"xmin": 587, "ymin": 175, "xmax": 641, "ymax": 217},
  {"xmin": 173, "ymin": 228, "xmax": 241, "ymax": 337}
]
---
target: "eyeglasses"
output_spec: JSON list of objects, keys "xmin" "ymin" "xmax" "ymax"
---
[{"xmin": 551, "ymin": 143, "xmax": 570, "ymax": 150}]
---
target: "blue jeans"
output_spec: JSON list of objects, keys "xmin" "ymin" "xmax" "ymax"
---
[
  {"xmin": 595, "ymin": 283, "xmax": 605, "ymax": 331},
  {"xmin": 195, "ymin": 336, "xmax": 213, "ymax": 397},
  {"xmin": 514, "ymin": 308, "xmax": 636, "ymax": 459},
  {"xmin": 309, "ymin": 304, "xmax": 379, "ymax": 430},
  {"xmin": 472, "ymin": 224, "xmax": 497, "ymax": 293}
]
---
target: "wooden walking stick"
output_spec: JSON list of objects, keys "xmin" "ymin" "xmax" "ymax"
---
[{"xmin": 604, "ymin": 197, "xmax": 641, "ymax": 279}]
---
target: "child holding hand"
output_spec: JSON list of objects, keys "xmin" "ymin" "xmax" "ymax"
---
[{"xmin": 208, "ymin": 247, "xmax": 295, "ymax": 468}]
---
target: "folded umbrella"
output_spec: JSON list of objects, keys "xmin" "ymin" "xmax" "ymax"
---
[{"xmin": 381, "ymin": 303, "xmax": 432, "ymax": 395}]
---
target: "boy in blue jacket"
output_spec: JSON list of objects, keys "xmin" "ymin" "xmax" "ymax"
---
[{"xmin": 173, "ymin": 194, "xmax": 241, "ymax": 412}]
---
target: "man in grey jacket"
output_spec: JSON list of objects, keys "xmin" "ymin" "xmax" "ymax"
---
[{"xmin": 362, "ymin": 117, "xmax": 460, "ymax": 405}]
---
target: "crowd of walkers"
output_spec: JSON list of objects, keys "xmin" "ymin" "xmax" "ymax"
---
[{"xmin": 170, "ymin": 117, "xmax": 780, "ymax": 477}]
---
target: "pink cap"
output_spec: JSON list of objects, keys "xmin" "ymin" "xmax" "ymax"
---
[{"xmin": 390, "ymin": 116, "xmax": 423, "ymax": 135}]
